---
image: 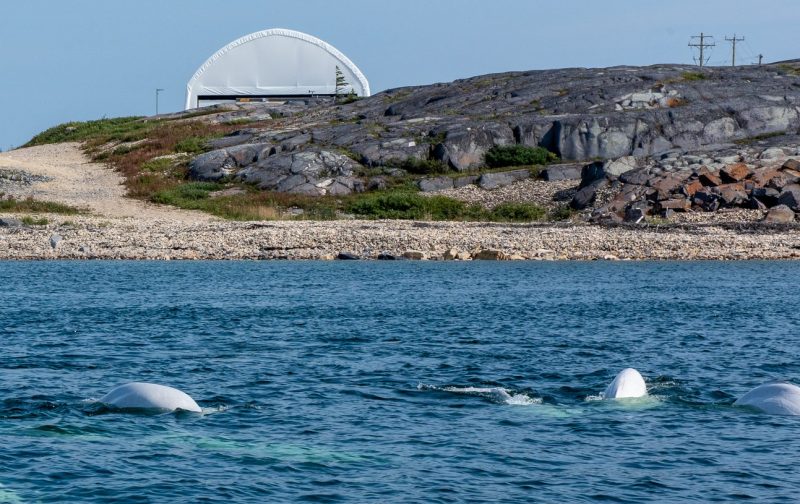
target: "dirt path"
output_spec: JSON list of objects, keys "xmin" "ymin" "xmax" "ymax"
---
[{"xmin": 0, "ymin": 143, "xmax": 214, "ymax": 223}]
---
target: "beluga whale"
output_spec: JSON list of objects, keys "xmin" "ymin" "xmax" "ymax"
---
[
  {"xmin": 99, "ymin": 382, "xmax": 202, "ymax": 413},
  {"xmin": 734, "ymin": 382, "xmax": 800, "ymax": 416},
  {"xmin": 603, "ymin": 368, "xmax": 647, "ymax": 399}
]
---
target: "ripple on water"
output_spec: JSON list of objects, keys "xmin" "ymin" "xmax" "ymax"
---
[{"xmin": 2, "ymin": 261, "xmax": 800, "ymax": 502}]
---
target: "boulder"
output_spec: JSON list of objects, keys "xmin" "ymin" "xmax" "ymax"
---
[
  {"xmin": 0, "ymin": 217, "xmax": 22, "ymax": 227},
  {"xmin": 682, "ymin": 179, "xmax": 704, "ymax": 198},
  {"xmin": 419, "ymin": 177, "xmax": 455, "ymax": 192},
  {"xmin": 720, "ymin": 163, "xmax": 751, "ymax": 182},
  {"xmin": 752, "ymin": 187, "xmax": 781, "ymax": 207},
  {"xmin": 377, "ymin": 253, "xmax": 405, "ymax": 260},
  {"xmin": 453, "ymin": 175, "xmax": 479, "ymax": 188},
  {"xmin": 336, "ymin": 252, "xmax": 359, "ymax": 260},
  {"xmin": 760, "ymin": 147, "xmax": 787, "ymax": 160},
  {"xmin": 649, "ymin": 173, "xmax": 686, "ymax": 199},
  {"xmin": 189, "ymin": 150, "xmax": 236, "ymax": 181},
  {"xmin": 619, "ymin": 169, "xmax": 652, "ymax": 186},
  {"xmin": 432, "ymin": 123, "xmax": 513, "ymax": 171},
  {"xmin": 693, "ymin": 189, "xmax": 720, "ymax": 211},
  {"xmin": 571, "ymin": 179, "xmax": 608, "ymax": 210},
  {"xmin": 472, "ymin": 249, "xmax": 507, "ymax": 260},
  {"xmin": 717, "ymin": 183, "xmax": 748, "ymax": 207},
  {"xmin": 49, "ymin": 234, "xmax": 62, "ymax": 249},
  {"xmin": 402, "ymin": 250, "xmax": 427, "ymax": 260},
  {"xmin": 778, "ymin": 185, "xmax": 800, "ymax": 210},
  {"xmin": 782, "ymin": 159, "xmax": 800, "ymax": 171},
  {"xmin": 697, "ymin": 167, "xmax": 722, "ymax": 187},
  {"xmin": 763, "ymin": 204, "xmax": 796, "ymax": 223},
  {"xmin": 442, "ymin": 248, "xmax": 460, "ymax": 260},
  {"xmin": 751, "ymin": 167, "xmax": 782, "ymax": 187},
  {"xmin": 581, "ymin": 157, "xmax": 637, "ymax": 186},
  {"xmin": 658, "ymin": 198, "xmax": 691, "ymax": 212},
  {"xmin": 478, "ymin": 169, "xmax": 530, "ymax": 189},
  {"xmin": 542, "ymin": 164, "xmax": 582, "ymax": 181}
]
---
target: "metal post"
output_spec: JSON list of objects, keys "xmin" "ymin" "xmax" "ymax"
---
[
  {"xmin": 725, "ymin": 34, "xmax": 745, "ymax": 67},
  {"xmin": 155, "ymin": 88, "xmax": 164, "ymax": 115}
]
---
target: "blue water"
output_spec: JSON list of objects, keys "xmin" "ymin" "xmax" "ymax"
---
[{"xmin": 2, "ymin": 261, "xmax": 800, "ymax": 503}]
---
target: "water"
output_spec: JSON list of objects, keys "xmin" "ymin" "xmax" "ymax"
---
[{"xmin": 2, "ymin": 261, "xmax": 800, "ymax": 503}]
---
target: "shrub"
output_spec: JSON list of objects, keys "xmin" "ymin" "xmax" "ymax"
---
[
  {"xmin": 549, "ymin": 205, "xmax": 576, "ymax": 221},
  {"xmin": 490, "ymin": 202, "xmax": 546, "ymax": 222},
  {"xmin": 174, "ymin": 137, "xmax": 210, "ymax": 154},
  {"xmin": 393, "ymin": 157, "xmax": 450, "ymax": 175},
  {"xmin": 484, "ymin": 145, "xmax": 558, "ymax": 168},
  {"xmin": 681, "ymin": 72, "xmax": 706, "ymax": 81},
  {"xmin": 346, "ymin": 192, "xmax": 472, "ymax": 220}
]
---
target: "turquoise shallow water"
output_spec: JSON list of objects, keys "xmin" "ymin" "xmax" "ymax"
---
[{"xmin": 2, "ymin": 260, "xmax": 800, "ymax": 503}]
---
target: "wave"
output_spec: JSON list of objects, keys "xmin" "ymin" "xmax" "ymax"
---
[{"xmin": 417, "ymin": 384, "xmax": 542, "ymax": 406}]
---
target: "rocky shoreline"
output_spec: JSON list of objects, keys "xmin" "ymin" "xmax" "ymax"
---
[{"xmin": 2, "ymin": 214, "xmax": 800, "ymax": 261}]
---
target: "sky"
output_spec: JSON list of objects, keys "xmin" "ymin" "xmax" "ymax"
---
[{"xmin": 1, "ymin": 0, "xmax": 799, "ymax": 149}]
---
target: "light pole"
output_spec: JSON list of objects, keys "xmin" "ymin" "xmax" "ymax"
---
[{"xmin": 155, "ymin": 88, "xmax": 164, "ymax": 116}]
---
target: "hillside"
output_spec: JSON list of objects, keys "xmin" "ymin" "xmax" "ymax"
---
[{"xmin": 22, "ymin": 61, "xmax": 800, "ymax": 224}]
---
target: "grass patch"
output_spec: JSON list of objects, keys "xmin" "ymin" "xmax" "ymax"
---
[
  {"xmin": 549, "ymin": 205, "xmax": 576, "ymax": 221},
  {"xmin": 392, "ymin": 157, "xmax": 451, "ymax": 175},
  {"xmin": 681, "ymin": 72, "xmax": 707, "ymax": 81},
  {"xmin": 24, "ymin": 117, "xmax": 154, "ymax": 147},
  {"xmin": 20, "ymin": 216, "xmax": 48, "ymax": 226},
  {"xmin": 490, "ymin": 202, "xmax": 546, "ymax": 222},
  {"xmin": 151, "ymin": 182, "xmax": 339, "ymax": 221},
  {"xmin": 484, "ymin": 145, "xmax": 558, "ymax": 168},
  {"xmin": 733, "ymin": 131, "xmax": 787, "ymax": 145},
  {"xmin": 174, "ymin": 137, "xmax": 211, "ymax": 154},
  {"xmin": 0, "ymin": 196, "xmax": 86, "ymax": 215},
  {"xmin": 346, "ymin": 192, "xmax": 547, "ymax": 222}
]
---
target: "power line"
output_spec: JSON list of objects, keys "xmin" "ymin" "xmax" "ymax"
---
[
  {"xmin": 689, "ymin": 33, "xmax": 715, "ymax": 67},
  {"xmin": 724, "ymin": 34, "xmax": 745, "ymax": 67}
]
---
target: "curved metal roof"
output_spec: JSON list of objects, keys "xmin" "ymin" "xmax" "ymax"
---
[{"xmin": 186, "ymin": 28, "xmax": 370, "ymax": 109}]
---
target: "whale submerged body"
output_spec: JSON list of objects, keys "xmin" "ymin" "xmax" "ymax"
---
[
  {"xmin": 734, "ymin": 382, "xmax": 800, "ymax": 416},
  {"xmin": 604, "ymin": 368, "xmax": 647, "ymax": 399},
  {"xmin": 100, "ymin": 382, "xmax": 202, "ymax": 413}
]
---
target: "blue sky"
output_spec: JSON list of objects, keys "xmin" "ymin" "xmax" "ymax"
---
[{"xmin": 1, "ymin": 0, "xmax": 798, "ymax": 149}]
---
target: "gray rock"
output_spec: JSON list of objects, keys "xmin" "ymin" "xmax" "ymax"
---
[
  {"xmin": 419, "ymin": 176, "xmax": 455, "ymax": 192},
  {"xmin": 571, "ymin": 179, "xmax": 608, "ymax": 210},
  {"xmin": 778, "ymin": 185, "xmax": 800, "ymax": 210},
  {"xmin": 453, "ymin": 175, "xmax": 479, "ymax": 188},
  {"xmin": 763, "ymin": 204, "xmax": 796, "ymax": 223},
  {"xmin": 189, "ymin": 150, "xmax": 235, "ymax": 181},
  {"xmin": 478, "ymin": 169, "xmax": 530, "ymax": 189},
  {"xmin": 49, "ymin": 234, "xmax": 62, "ymax": 249},
  {"xmin": 542, "ymin": 164, "xmax": 582, "ymax": 181},
  {"xmin": 0, "ymin": 218, "xmax": 22, "ymax": 227},
  {"xmin": 337, "ymin": 252, "xmax": 359, "ymax": 260}
]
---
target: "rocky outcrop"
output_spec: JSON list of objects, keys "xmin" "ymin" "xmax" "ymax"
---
[{"xmin": 181, "ymin": 62, "xmax": 800, "ymax": 197}]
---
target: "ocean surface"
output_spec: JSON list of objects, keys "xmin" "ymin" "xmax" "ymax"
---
[{"xmin": 2, "ymin": 260, "xmax": 800, "ymax": 503}]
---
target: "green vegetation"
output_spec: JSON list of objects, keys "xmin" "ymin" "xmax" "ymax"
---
[
  {"xmin": 392, "ymin": 157, "xmax": 451, "ymax": 175},
  {"xmin": 174, "ymin": 136, "xmax": 211, "ymax": 154},
  {"xmin": 776, "ymin": 64, "xmax": 800, "ymax": 76},
  {"xmin": 151, "ymin": 182, "xmax": 338, "ymax": 221},
  {"xmin": 681, "ymin": 71, "xmax": 707, "ymax": 81},
  {"xmin": 0, "ymin": 196, "xmax": 86, "ymax": 215},
  {"xmin": 733, "ymin": 131, "xmax": 786, "ymax": 145},
  {"xmin": 346, "ymin": 191, "xmax": 547, "ymax": 222},
  {"xmin": 490, "ymin": 202, "xmax": 546, "ymax": 222},
  {"xmin": 20, "ymin": 216, "xmax": 48, "ymax": 226},
  {"xmin": 24, "ymin": 117, "xmax": 154, "ymax": 147},
  {"xmin": 549, "ymin": 205, "xmax": 576, "ymax": 221},
  {"xmin": 484, "ymin": 145, "xmax": 558, "ymax": 168}
]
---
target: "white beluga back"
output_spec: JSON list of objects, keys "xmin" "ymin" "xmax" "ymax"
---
[
  {"xmin": 734, "ymin": 382, "xmax": 800, "ymax": 416},
  {"xmin": 604, "ymin": 368, "xmax": 647, "ymax": 399},
  {"xmin": 100, "ymin": 382, "xmax": 201, "ymax": 413}
]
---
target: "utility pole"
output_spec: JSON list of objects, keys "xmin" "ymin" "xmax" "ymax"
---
[
  {"xmin": 155, "ymin": 88, "xmax": 164, "ymax": 116},
  {"xmin": 689, "ymin": 33, "xmax": 715, "ymax": 67},
  {"xmin": 724, "ymin": 34, "xmax": 745, "ymax": 67},
  {"xmin": 758, "ymin": 54, "xmax": 764, "ymax": 66}
]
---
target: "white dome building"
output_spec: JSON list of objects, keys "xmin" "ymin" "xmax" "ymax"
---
[{"xmin": 185, "ymin": 28, "xmax": 370, "ymax": 109}]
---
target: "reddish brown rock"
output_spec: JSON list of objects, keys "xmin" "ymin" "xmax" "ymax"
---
[
  {"xmin": 717, "ymin": 183, "xmax": 748, "ymax": 206},
  {"xmin": 658, "ymin": 199, "xmax": 691, "ymax": 212},
  {"xmin": 649, "ymin": 173, "xmax": 687, "ymax": 199},
  {"xmin": 721, "ymin": 163, "xmax": 751, "ymax": 182},
  {"xmin": 751, "ymin": 167, "xmax": 782, "ymax": 187},
  {"xmin": 682, "ymin": 179, "xmax": 704, "ymax": 198},
  {"xmin": 697, "ymin": 167, "xmax": 722, "ymax": 187}
]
